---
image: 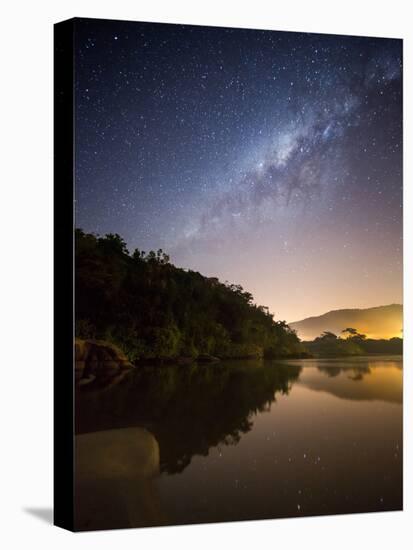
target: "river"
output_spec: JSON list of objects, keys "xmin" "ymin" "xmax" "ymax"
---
[{"xmin": 75, "ymin": 355, "xmax": 402, "ymax": 530}]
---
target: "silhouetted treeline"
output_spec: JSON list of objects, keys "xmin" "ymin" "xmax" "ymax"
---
[
  {"xmin": 75, "ymin": 230, "xmax": 305, "ymax": 361},
  {"xmin": 360, "ymin": 338, "xmax": 402, "ymax": 354},
  {"xmin": 304, "ymin": 328, "xmax": 402, "ymax": 357}
]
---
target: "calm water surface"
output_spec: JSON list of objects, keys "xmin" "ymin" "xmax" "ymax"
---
[{"xmin": 75, "ymin": 356, "xmax": 402, "ymax": 530}]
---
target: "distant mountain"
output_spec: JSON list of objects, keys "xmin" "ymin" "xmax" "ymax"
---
[{"xmin": 290, "ymin": 304, "xmax": 402, "ymax": 341}]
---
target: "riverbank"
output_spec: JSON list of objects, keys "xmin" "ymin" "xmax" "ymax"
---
[
  {"xmin": 75, "ymin": 337, "xmax": 315, "ymax": 386},
  {"xmin": 132, "ymin": 350, "xmax": 313, "ymax": 367}
]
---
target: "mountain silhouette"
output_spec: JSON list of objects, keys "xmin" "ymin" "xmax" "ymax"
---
[{"xmin": 290, "ymin": 304, "xmax": 402, "ymax": 341}]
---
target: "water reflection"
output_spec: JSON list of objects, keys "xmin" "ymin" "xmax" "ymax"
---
[
  {"xmin": 75, "ymin": 428, "xmax": 164, "ymax": 530},
  {"xmin": 76, "ymin": 360, "xmax": 302, "ymax": 473},
  {"xmin": 75, "ymin": 356, "xmax": 402, "ymax": 530},
  {"xmin": 279, "ymin": 357, "xmax": 402, "ymax": 404}
]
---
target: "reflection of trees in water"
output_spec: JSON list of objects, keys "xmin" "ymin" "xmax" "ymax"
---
[
  {"xmin": 76, "ymin": 361, "xmax": 301, "ymax": 474},
  {"xmin": 317, "ymin": 366, "xmax": 371, "ymax": 380}
]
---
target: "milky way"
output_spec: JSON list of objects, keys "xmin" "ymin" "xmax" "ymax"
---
[{"xmin": 75, "ymin": 19, "xmax": 402, "ymax": 321}]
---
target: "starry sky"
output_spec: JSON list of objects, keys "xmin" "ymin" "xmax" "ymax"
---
[{"xmin": 75, "ymin": 19, "xmax": 402, "ymax": 323}]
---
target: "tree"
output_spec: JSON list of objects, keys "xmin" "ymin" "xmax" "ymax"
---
[
  {"xmin": 99, "ymin": 233, "xmax": 129, "ymax": 255},
  {"xmin": 342, "ymin": 327, "xmax": 366, "ymax": 341},
  {"xmin": 319, "ymin": 331, "xmax": 338, "ymax": 340},
  {"xmin": 342, "ymin": 327, "xmax": 357, "ymax": 336},
  {"xmin": 75, "ymin": 228, "xmax": 306, "ymax": 361}
]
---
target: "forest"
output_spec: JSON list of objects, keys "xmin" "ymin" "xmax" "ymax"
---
[
  {"xmin": 75, "ymin": 229, "xmax": 305, "ymax": 362},
  {"xmin": 304, "ymin": 328, "xmax": 402, "ymax": 357},
  {"xmin": 75, "ymin": 230, "xmax": 402, "ymax": 362}
]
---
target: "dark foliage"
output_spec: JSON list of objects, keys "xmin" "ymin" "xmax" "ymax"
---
[
  {"xmin": 305, "ymin": 327, "xmax": 402, "ymax": 357},
  {"xmin": 75, "ymin": 229, "xmax": 304, "ymax": 361}
]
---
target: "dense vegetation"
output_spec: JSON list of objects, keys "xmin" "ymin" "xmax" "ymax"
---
[
  {"xmin": 305, "ymin": 328, "xmax": 402, "ymax": 357},
  {"xmin": 75, "ymin": 230, "xmax": 305, "ymax": 362}
]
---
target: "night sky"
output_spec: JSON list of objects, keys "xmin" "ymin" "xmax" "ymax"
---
[{"xmin": 75, "ymin": 19, "xmax": 402, "ymax": 322}]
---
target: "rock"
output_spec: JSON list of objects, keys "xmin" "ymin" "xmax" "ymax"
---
[
  {"xmin": 101, "ymin": 360, "xmax": 122, "ymax": 372},
  {"xmin": 78, "ymin": 374, "xmax": 96, "ymax": 386},
  {"xmin": 75, "ymin": 338, "xmax": 134, "ymax": 387},
  {"xmin": 86, "ymin": 352, "xmax": 99, "ymax": 373},
  {"xmin": 75, "ymin": 360, "xmax": 86, "ymax": 382},
  {"xmin": 75, "ymin": 428, "xmax": 165, "ymax": 529},
  {"xmin": 74, "ymin": 341, "xmax": 82, "ymax": 359},
  {"xmin": 75, "ymin": 427, "xmax": 160, "ymax": 481}
]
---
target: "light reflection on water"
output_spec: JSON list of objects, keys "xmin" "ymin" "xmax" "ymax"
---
[{"xmin": 75, "ymin": 356, "xmax": 402, "ymax": 530}]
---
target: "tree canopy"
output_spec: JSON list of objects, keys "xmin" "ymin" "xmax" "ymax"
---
[{"xmin": 75, "ymin": 229, "xmax": 305, "ymax": 362}]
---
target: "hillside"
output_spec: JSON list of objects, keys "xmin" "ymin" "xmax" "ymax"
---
[
  {"xmin": 75, "ymin": 229, "xmax": 304, "ymax": 362},
  {"xmin": 290, "ymin": 304, "xmax": 402, "ymax": 341}
]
